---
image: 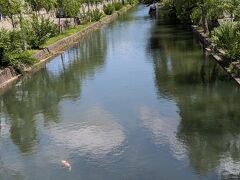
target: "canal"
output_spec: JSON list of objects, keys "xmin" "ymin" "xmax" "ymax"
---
[{"xmin": 0, "ymin": 5, "xmax": 240, "ymax": 180}]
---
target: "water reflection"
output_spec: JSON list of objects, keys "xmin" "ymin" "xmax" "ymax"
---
[
  {"xmin": 148, "ymin": 17, "xmax": 240, "ymax": 178},
  {"xmin": 0, "ymin": 30, "xmax": 107, "ymax": 154},
  {"xmin": 139, "ymin": 106, "xmax": 186, "ymax": 160},
  {"xmin": 0, "ymin": 163, "xmax": 25, "ymax": 180},
  {"xmin": 50, "ymin": 106, "xmax": 125, "ymax": 159}
]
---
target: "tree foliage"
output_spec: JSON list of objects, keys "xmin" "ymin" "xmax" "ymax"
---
[
  {"xmin": 21, "ymin": 15, "xmax": 58, "ymax": 49},
  {"xmin": 57, "ymin": 0, "xmax": 82, "ymax": 18},
  {"xmin": 25, "ymin": 0, "xmax": 56, "ymax": 12},
  {"xmin": 159, "ymin": 0, "xmax": 240, "ymax": 32},
  {"xmin": 0, "ymin": 0, "xmax": 24, "ymax": 27},
  {"xmin": 0, "ymin": 30, "xmax": 36, "ymax": 71}
]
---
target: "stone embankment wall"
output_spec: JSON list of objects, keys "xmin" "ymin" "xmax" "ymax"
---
[
  {"xmin": 191, "ymin": 26, "xmax": 212, "ymax": 47},
  {"xmin": 191, "ymin": 25, "xmax": 240, "ymax": 85},
  {"xmin": 0, "ymin": 67, "xmax": 20, "ymax": 89}
]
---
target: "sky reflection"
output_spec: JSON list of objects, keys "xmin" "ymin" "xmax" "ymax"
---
[
  {"xmin": 139, "ymin": 105, "xmax": 186, "ymax": 160},
  {"xmin": 50, "ymin": 106, "xmax": 126, "ymax": 159}
]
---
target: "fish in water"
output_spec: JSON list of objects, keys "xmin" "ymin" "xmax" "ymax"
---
[{"xmin": 61, "ymin": 160, "xmax": 72, "ymax": 171}]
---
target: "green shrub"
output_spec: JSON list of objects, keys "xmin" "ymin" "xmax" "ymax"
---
[
  {"xmin": 0, "ymin": 14, "xmax": 60, "ymax": 71},
  {"xmin": 0, "ymin": 30, "xmax": 23, "ymax": 66},
  {"xmin": 12, "ymin": 51, "xmax": 38, "ymax": 66},
  {"xmin": 0, "ymin": 30, "xmax": 11, "ymax": 67},
  {"xmin": 22, "ymin": 15, "xmax": 58, "ymax": 49},
  {"xmin": 103, "ymin": 4, "xmax": 114, "ymax": 15},
  {"xmin": 113, "ymin": 2, "xmax": 123, "ymax": 11},
  {"xmin": 90, "ymin": 9, "xmax": 103, "ymax": 21},
  {"xmin": 0, "ymin": 29, "xmax": 37, "ymax": 70},
  {"xmin": 190, "ymin": 7, "xmax": 201, "ymax": 25},
  {"xmin": 211, "ymin": 21, "xmax": 240, "ymax": 59},
  {"xmin": 10, "ymin": 51, "xmax": 38, "ymax": 73}
]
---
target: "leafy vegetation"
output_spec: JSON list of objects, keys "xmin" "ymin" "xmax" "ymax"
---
[
  {"xmin": 21, "ymin": 15, "xmax": 58, "ymax": 49},
  {"xmin": 113, "ymin": 2, "xmax": 123, "ymax": 11},
  {"xmin": 103, "ymin": 4, "xmax": 115, "ymax": 15},
  {"xmin": 212, "ymin": 21, "xmax": 240, "ymax": 59},
  {"xmin": 0, "ymin": 30, "xmax": 37, "ymax": 72},
  {"xmin": 90, "ymin": 9, "xmax": 103, "ymax": 21},
  {"xmin": 0, "ymin": 0, "xmax": 24, "ymax": 28}
]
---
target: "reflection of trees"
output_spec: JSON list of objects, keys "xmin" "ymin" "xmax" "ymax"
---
[
  {"xmin": 148, "ymin": 19, "xmax": 229, "ymax": 89},
  {"xmin": 148, "ymin": 17, "xmax": 240, "ymax": 177},
  {"xmin": 0, "ymin": 30, "xmax": 107, "ymax": 154}
]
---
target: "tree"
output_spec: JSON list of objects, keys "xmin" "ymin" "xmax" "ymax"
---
[
  {"xmin": 173, "ymin": 0, "xmax": 224, "ymax": 34},
  {"xmin": 0, "ymin": 0, "xmax": 24, "ymax": 28},
  {"xmin": 25, "ymin": 0, "xmax": 57, "ymax": 13},
  {"xmin": 57, "ymin": 0, "xmax": 82, "ymax": 18}
]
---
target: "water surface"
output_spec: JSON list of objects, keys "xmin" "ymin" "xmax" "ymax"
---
[{"xmin": 0, "ymin": 5, "xmax": 240, "ymax": 180}]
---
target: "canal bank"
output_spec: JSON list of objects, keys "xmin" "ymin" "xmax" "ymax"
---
[
  {"xmin": 191, "ymin": 25, "xmax": 240, "ymax": 86},
  {"xmin": 0, "ymin": 4, "xmax": 135, "ymax": 90}
]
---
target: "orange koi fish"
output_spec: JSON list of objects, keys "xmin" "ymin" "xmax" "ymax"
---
[{"xmin": 61, "ymin": 160, "xmax": 72, "ymax": 171}]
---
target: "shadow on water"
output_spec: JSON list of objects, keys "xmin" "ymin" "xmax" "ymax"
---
[
  {"xmin": 147, "ymin": 15, "xmax": 240, "ymax": 179},
  {"xmin": 0, "ymin": 30, "xmax": 107, "ymax": 154}
]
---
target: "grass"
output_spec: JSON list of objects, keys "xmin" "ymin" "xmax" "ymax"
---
[
  {"xmin": 27, "ymin": 49, "xmax": 39, "ymax": 55},
  {"xmin": 41, "ymin": 22, "xmax": 93, "ymax": 48}
]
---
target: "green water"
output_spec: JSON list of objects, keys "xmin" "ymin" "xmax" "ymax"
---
[{"xmin": 0, "ymin": 5, "xmax": 240, "ymax": 180}]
